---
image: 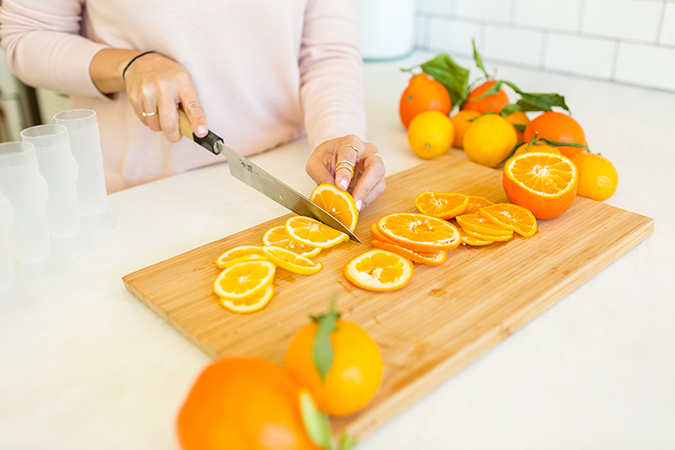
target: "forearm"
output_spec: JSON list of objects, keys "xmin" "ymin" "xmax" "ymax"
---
[{"xmin": 89, "ymin": 49, "xmax": 145, "ymax": 94}]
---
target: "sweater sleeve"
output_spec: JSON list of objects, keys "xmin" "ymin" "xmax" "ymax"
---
[
  {"xmin": 0, "ymin": 0, "xmax": 109, "ymax": 98},
  {"xmin": 299, "ymin": 0, "xmax": 367, "ymax": 151}
]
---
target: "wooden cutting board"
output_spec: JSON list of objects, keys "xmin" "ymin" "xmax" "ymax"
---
[{"xmin": 123, "ymin": 154, "xmax": 653, "ymax": 439}]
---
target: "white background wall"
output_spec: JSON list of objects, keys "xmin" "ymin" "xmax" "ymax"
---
[{"xmin": 416, "ymin": 0, "xmax": 675, "ymax": 92}]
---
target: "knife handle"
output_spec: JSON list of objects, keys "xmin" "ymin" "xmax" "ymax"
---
[{"xmin": 177, "ymin": 109, "xmax": 223, "ymax": 155}]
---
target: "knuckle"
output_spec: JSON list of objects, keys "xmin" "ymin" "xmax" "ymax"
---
[{"xmin": 184, "ymin": 100, "xmax": 203, "ymax": 112}]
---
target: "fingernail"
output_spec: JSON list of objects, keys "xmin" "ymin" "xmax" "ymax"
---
[
  {"xmin": 339, "ymin": 178, "xmax": 349, "ymax": 189},
  {"xmin": 355, "ymin": 199, "xmax": 362, "ymax": 212},
  {"xmin": 197, "ymin": 126, "xmax": 207, "ymax": 136}
]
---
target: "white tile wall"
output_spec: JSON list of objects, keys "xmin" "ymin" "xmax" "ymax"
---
[
  {"xmin": 661, "ymin": 3, "xmax": 675, "ymax": 46},
  {"xmin": 484, "ymin": 25, "xmax": 544, "ymax": 68},
  {"xmin": 544, "ymin": 33, "xmax": 616, "ymax": 79},
  {"xmin": 514, "ymin": 0, "xmax": 582, "ymax": 32},
  {"xmin": 615, "ymin": 43, "xmax": 675, "ymax": 91},
  {"xmin": 418, "ymin": 0, "xmax": 453, "ymax": 16},
  {"xmin": 455, "ymin": 0, "xmax": 513, "ymax": 24},
  {"xmin": 582, "ymin": 0, "xmax": 663, "ymax": 42},
  {"xmin": 428, "ymin": 17, "xmax": 482, "ymax": 56}
]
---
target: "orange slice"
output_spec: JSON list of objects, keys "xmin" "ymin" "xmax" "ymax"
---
[
  {"xmin": 479, "ymin": 203, "xmax": 537, "ymax": 238},
  {"xmin": 343, "ymin": 249, "xmax": 414, "ymax": 292},
  {"xmin": 219, "ymin": 284, "xmax": 274, "ymax": 314},
  {"xmin": 461, "ymin": 227, "xmax": 513, "ymax": 242},
  {"xmin": 310, "ymin": 184, "xmax": 359, "ymax": 231},
  {"xmin": 262, "ymin": 225, "xmax": 321, "ymax": 258},
  {"xmin": 413, "ymin": 191, "xmax": 468, "ymax": 219},
  {"xmin": 371, "ymin": 240, "xmax": 447, "ymax": 266},
  {"xmin": 463, "ymin": 196, "xmax": 493, "ymax": 215},
  {"xmin": 213, "ymin": 260, "xmax": 276, "ymax": 300},
  {"xmin": 377, "ymin": 213, "xmax": 460, "ymax": 252},
  {"xmin": 219, "ymin": 253, "xmax": 270, "ymax": 269},
  {"xmin": 457, "ymin": 227, "xmax": 494, "ymax": 246},
  {"xmin": 261, "ymin": 246, "xmax": 322, "ymax": 275},
  {"xmin": 284, "ymin": 216, "xmax": 349, "ymax": 249},
  {"xmin": 216, "ymin": 245, "xmax": 264, "ymax": 269},
  {"xmin": 503, "ymin": 152, "xmax": 578, "ymax": 220},
  {"xmin": 456, "ymin": 214, "xmax": 514, "ymax": 236},
  {"xmin": 370, "ymin": 223, "xmax": 395, "ymax": 243}
]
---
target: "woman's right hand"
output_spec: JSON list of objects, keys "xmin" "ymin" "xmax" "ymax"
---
[{"xmin": 123, "ymin": 52, "xmax": 208, "ymax": 142}]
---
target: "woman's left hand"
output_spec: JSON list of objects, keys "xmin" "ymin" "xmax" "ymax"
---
[{"xmin": 306, "ymin": 135, "xmax": 386, "ymax": 213}]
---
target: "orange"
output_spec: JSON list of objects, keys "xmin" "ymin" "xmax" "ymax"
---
[
  {"xmin": 463, "ymin": 114, "xmax": 518, "ymax": 167},
  {"xmin": 261, "ymin": 246, "xmax": 322, "ymax": 275},
  {"xmin": 219, "ymin": 284, "xmax": 274, "ymax": 314},
  {"xmin": 399, "ymin": 73, "xmax": 452, "ymax": 129},
  {"xmin": 457, "ymin": 227, "xmax": 494, "ymax": 246},
  {"xmin": 504, "ymin": 110, "xmax": 530, "ymax": 142},
  {"xmin": 450, "ymin": 110, "xmax": 480, "ymax": 149},
  {"xmin": 456, "ymin": 214, "xmax": 514, "ymax": 237},
  {"xmin": 408, "ymin": 111, "xmax": 454, "ymax": 160},
  {"xmin": 371, "ymin": 240, "xmax": 447, "ymax": 266},
  {"xmin": 177, "ymin": 356, "xmax": 319, "ymax": 450},
  {"xmin": 462, "ymin": 227, "xmax": 513, "ymax": 242},
  {"xmin": 309, "ymin": 184, "xmax": 359, "ymax": 232},
  {"xmin": 461, "ymin": 80, "xmax": 510, "ymax": 114},
  {"xmin": 285, "ymin": 216, "xmax": 348, "ymax": 249},
  {"xmin": 377, "ymin": 212, "xmax": 461, "ymax": 252},
  {"xmin": 343, "ymin": 249, "xmax": 414, "ymax": 292},
  {"xmin": 503, "ymin": 152, "xmax": 578, "ymax": 220},
  {"xmin": 464, "ymin": 195, "xmax": 493, "ymax": 214},
  {"xmin": 569, "ymin": 153, "xmax": 619, "ymax": 202},
  {"xmin": 370, "ymin": 222, "xmax": 392, "ymax": 242},
  {"xmin": 213, "ymin": 260, "xmax": 276, "ymax": 300},
  {"xmin": 479, "ymin": 203, "xmax": 538, "ymax": 238},
  {"xmin": 285, "ymin": 310, "xmax": 383, "ymax": 417},
  {"xmin": 413, "ymin": 191, "xmax": 468, "ymax": 219},
  {"xmin": 523, "ymin": 112, "xmax": 587, "ymax": 158},
  {"xmin": 262, "ymin": 226, "xmax": 321, "ymax": 258},
  {"xmin": 216, "ymin": 245, "xmax": 264, "ymax": 269}
]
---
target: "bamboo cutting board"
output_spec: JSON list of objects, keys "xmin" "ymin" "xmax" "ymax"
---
[{"xmin": 123, "ymin": 154, "xmax": 653, "ymax": 439}]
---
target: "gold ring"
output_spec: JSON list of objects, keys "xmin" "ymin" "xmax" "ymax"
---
[
  {"xmin": 336, "ymin": 159, "xmax": 355, "ymax": 170},
  {"xmin": 335, "ymin": 163, "xmax": 354, "ymax": 177},
  {"xmin": 361, "ymin": 152, "xmax": 382, "ymax": 160},
  {"xmin": 142, "ymin": 111, "xmax": 157, "ymax": 117},
  {"xmin": 339, "ymin": 144, "xmax": 358, "ymax": 154}
]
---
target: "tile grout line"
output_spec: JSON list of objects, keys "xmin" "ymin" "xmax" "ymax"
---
[
  {"xmin": 539, "ymin": 31, "xmax": 549, "ymax": 70},
  {"xmin": 510, "ymin": 0, "xmax": 517, "ymax": 25},
  {"xmin": 578, "ymin": 0, "xmax": 586, "ymax": 33},
  {"xmin": 655, "ymin": 1, "xmax": 667, "ymax": 44},
  {"xmin": 609, "ymin": 40, "xmax": 621, "ymax": 81}
]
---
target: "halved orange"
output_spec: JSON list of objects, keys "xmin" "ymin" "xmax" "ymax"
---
[
  {"xmin": 458, "ymin": 227, "xmax": 494, "ymax": 246},
  {"xmin": 213, "ymin": 260, "xmax": 276, "ymax": 300},
  {"xmin": 479, "ymin": 203, "xmax": 537, "ymax": 237},
  {"xmin": 262, "ymin": 225, "xmax": 321, "ymax": 258},
  {"xmin": 261, "ymin": 246, "xmax": 322, "ymax": 275},
  {"xmin": 216, "ymin": 246, "xmax": 264, "ymax": 269},
  {"xmin": 503, "ymin": 152, "xmax": 578, "ymax": 220},
  {"xmin": 463, "ymin": 196, "xmax": 493, "ymax": 215},
  {"xmin": 413, "ymin": 191, "xmax": 468, "ymax": 219},
  {"xmin": 219, "ymin": 284, "xmax": 274, "ymax": 314},
  {"xmin": 310, "ymin": 184, "xmax": 359, "ymax": 231},
  {"xmin": 344, "ymin": 249, "xmax": 414, "ymax": 292},
  {"xmin": 371, "ymin": 240, "xmax": 447, "ymax": 266},
  {"xmin": 377, "ymin": 213, "xmax": 461, "ymax": 252},
  {"xmin": 462, "ymin": 228, "xmax": 513, "ymax": 242},
  {"xmin": 455, "ymin": 214, "xmax": 514, "ymax": 237},
  {"xmin": 284, "ymin": 216, "xmax": 349, "ymax": 249}
]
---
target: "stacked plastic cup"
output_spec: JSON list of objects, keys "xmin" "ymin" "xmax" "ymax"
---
[
  {"xmin": 21, "ymin": 124, "xmax": 92, "ymax": 259},
  {"xmin": 0, "ymin": 190, "xmax": 14, "ymax": 293},
  {"xmin": 53, "ymin": 109, "xmax": 117, "ymax": 236}
]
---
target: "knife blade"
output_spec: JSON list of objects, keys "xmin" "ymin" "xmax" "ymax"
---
[{"xmin": 177, "ymin": 111, "xmax": 361, "ymax": 243}]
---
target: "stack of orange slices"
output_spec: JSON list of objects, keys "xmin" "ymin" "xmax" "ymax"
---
[{"xmin": 454, "ymin": 202, "xmax": 538, "ymax": 245}]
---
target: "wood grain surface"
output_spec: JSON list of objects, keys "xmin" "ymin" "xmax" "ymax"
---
[{"xmin": 123, "ymin": 155, "xmax": 653, "ymax": 439}]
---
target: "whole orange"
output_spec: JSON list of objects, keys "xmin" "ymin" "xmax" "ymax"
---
[
  {"xmin": 461, "ymin": 80, "xmax": 510, "ymax": 114},
  {"xmin": 399, "ymin": 73, "xmax": 452, "ymax": 129},
  {"xmin": 450, "ymin": 110, "xmax": 480, "ymax": 149},
  {"xmin": 177, "ymin": 356, "xmax": 318, "ymax": 450},
  {"xmin": 463, "ymin": 113, "xmax": 517, "ymax": 167},
  {"xmin": 285, "ymin": 319, "xmax": 383, "ymax": 417},
  {"xmin": 523, "ymin": 112, "xmax": 587, "ymax": 157},
  {"xmin": 569, "ymin": 153, "xmax": 619, "ymax": 201},
  {"xmin": 408, "ymin": 110, "xmax": 455, "ymax": 159},
  {"xmin": 504, "ymin": 110, "xmax": 530, "ymax": 142}
]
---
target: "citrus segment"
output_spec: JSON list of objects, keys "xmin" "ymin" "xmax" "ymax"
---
[
  {"xmin": 461, "ymin": 228, "xmax": 513, "ymax": 242},
  {"xmin": 457, "ymin": 227, "xmax": 494, "ymax": 246},
  {"xmin": 479, "ymin": 203, "xmax": 537, "ymax": 237},
  {"xmin": 371, "ymin": 240, "xmax": 447, "ymax": 266},
  {"xmin": 413, "ymin": 191, "xmax": 468, "ymax": 219},
  {"xmin": 377, "ymin": 213, "xmax": 461, "ymax": 252},
  {"xmin": 219, "ymin": 284, "xmax": 274, "ymax": 314},
  {"xmin": 456, "ymin": 214, "xmax": 514, "ymax": 236},
  {"xmin": 344, "ymin": 249, "xmax": 414, "ymax": 292},
  {"xmin": 213, "ymin": 260, "xmax": 276, "ymax": 300},
  {"xmin": 216, "ymin": 245, "xmax": 264, "ymax": 269},
  {"xmin": 309, "ymin": 184, "xmax": 359, "ymax": 232},
  {"xmin": 261, "ymin": 246, "xmax": 322, "ymax": 275},
  {"xmin": 463, "ymin": 195, "xmax": 493, "ymax": 215},
  {"xmin": 262, "ymin": 225, "xmax": 321, "ymax": 258},
  {"xmin": 284, "ymin": 216, "xmax": 349, "ymax": 249}
]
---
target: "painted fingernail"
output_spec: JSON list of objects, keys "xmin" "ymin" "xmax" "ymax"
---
[
  {"xmin": 339, "ymin": 178, "xmax": 349, "ymax": 189},
  {"xmin": 355, "ymin": 199, "xmax": 363, "ymax": 211},
  {"xmin": 197, "ymin": 125, "xmax": 207, "ymax": 136}
]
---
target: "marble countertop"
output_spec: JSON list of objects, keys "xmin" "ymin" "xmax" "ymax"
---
[{"xmin": 1, "ymin": 52, "xmax": 673, "ymax": 449}]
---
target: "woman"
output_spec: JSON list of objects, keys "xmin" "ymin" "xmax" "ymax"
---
[{"xmin": 0, "ymin": 0, "xmax": 385, "ymax": 211}]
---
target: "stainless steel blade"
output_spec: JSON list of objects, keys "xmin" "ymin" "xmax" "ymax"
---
[{"xmin": 215, "ymin": 141, "xmax": 361, "ymax": 243}]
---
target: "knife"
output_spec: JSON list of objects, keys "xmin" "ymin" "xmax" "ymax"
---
[{"xmin": 177, "ymin": 110, "xmax": 361, "ymax": 243}]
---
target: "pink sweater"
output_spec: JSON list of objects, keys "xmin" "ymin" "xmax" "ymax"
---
[{"xmin": 0, "ymin": 0, "xmax": 367, "ymax": 192}]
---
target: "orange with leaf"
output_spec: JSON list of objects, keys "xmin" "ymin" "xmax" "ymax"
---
[
  {"xmin": 399, "ymin": 73, "xmax": 452, "ymax": 129},
  {"xmin": 523, "ymin": 112, "xmax": 587, "ymax": 157},
  {"xmin": 461, "ymin": 80, "xmax": 510, "ymax": 115}
]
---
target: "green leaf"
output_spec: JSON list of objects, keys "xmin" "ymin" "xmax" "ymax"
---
[
  {"xmin": 538, "ymin": 137, "xmax": 588, "ymax": 149},
  {"xmin": 516, "ymin": 93, "xmax": 569, "ymax": 113},
  {"xmin": 497, "ymin": 140, "xmax": 524, "ymax": 166},
  {"xmin": 470, "ymin": 80, "xmax": 503, "ymax": 101},
  {"xmin": 420, "ymin": 54, "xmax": 470, "ymax": 106},
  {"xmin": 499, "ymin": 103, "xmax": 522, "ymax": 117},
  {"xmin": 513, "ymin": 123, "xmax": 527, "ymax": 132},
  {"xmin": 311, "ymin": 297, "xmax": 341, "ymax": 382},
  {"xmin": 300, "ymin": 391, "xmax": 333, "ymax": 450},
  {"xmin": 468, "ymin": 111, "xmax": 496, "ymax": 122},
  {"xmin": 339, "ymin": 432, "xmax": 358, "ymax": 450},
  {"xmin": 472, "ymin": 39, "xmax": 489, "ymax": 79}
]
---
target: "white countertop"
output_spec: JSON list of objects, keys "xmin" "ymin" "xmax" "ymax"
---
[{"xmin": 1, "ymin": 52, "xmax": 673, "ymax": 449}]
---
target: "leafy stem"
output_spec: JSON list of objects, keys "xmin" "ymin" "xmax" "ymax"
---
[{"xmin": 311, "ymin": 295, "xmax": 341, "ymax": 382}]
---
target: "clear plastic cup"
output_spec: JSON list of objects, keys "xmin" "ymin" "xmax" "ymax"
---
[
  {"xmin": 0, "ymin": 192, "xmax": 14, "ymax": 293},
  {"xmin": 53, "ymin": 109, "xmax": 117, "ymax": 236}
]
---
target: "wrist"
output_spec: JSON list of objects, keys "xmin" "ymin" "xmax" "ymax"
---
[{"xmin": 122, "ymin": 51, "xmax": 159, "ymax": 82}]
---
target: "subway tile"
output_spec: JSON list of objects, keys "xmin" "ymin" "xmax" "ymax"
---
[
  {"xmin": 614, "ymin": 42, "xmax": 675, "ymax": 91},
  {"xmin": 544, "ymin": 33, "xmax": 616, "ymax": 79},
  {"xmin": 418, "ymin": 0, "xmax": 453, "ymax": 16},
  {"xmin": 416, "ymin": 16, "xmax": 428, "ymax": 48},
  {"xmin": 514, "ymin": 0, "xmax": 581, "ymax": 32},
  {"xmin": 661, "ymin": 3, "xmax": 675, "ymax": 46},
  {"xmin": 428, "ymin": 17, "xmax": 482, "ymax": 56},
  {"xmin": 455, "ymin": 0, "xmax": 513, "ymax": 24},
  {"xmin": 582, "ymin": 0, "xmax": 663, "ymax": 42},
  {"xmin": 483, "ymin": 25, "xmax": 544, "ymax": 68}
]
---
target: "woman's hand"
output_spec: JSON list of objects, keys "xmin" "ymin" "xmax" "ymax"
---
[{"xmin": 306, "ymin": 135, "xmax": 386, "ymax": 212}]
